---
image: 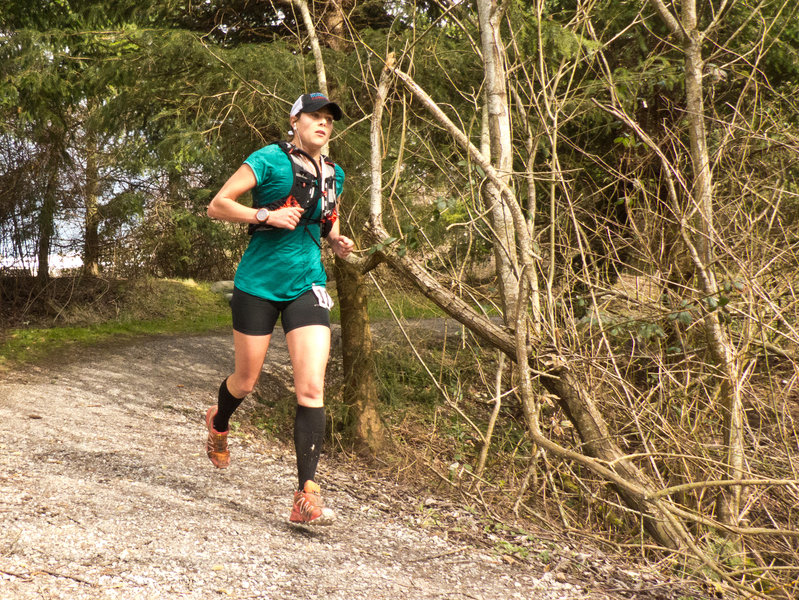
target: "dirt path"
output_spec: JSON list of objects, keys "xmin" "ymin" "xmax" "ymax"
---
[{"xmin": 0, "ymin": 330, "xmax": 693, "ymax": 600}]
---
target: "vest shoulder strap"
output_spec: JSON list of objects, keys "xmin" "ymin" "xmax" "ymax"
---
[{"xmin": 247, "ymin": 142, "xmax": 339, "ymax": 237}]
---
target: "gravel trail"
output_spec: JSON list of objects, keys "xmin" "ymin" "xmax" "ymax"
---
[{"xmin": 0, "ymin": 330, "xmax": 691, "ymax": 600}]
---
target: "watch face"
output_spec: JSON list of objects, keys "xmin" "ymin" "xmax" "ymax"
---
[{"xmin": 256, "ymin": 208, "xmax": 268, "ymax": 222}]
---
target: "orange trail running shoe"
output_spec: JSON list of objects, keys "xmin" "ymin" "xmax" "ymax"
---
[
  {"xmin": 290, "ymin": 480, "xmax": 336, "ymax": 526},
  {"xmin": 205, "ymin": 407, "xmax": 230, "ymax": 469}
]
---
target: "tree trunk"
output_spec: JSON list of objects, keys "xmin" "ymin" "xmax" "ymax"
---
[
  {"xmin": 292, "ymin": 0, "xmax": 328, "ymax": 99},
  {"xmin": 536, "ymin": 357, "xmax": 684, "ymax": 548},
  {"xmin": 333, "ymin": 256, "xmax": 388, "ymax": 453},
  {"xmin": 321, "ymin": 0, "xmax": 347, "ymax": 51},
  {"xmin": 477, "ymin": 0, "xmax": 519, "ymax": 323},
  {"xmin": 680, "ymin": 0, "xmax": 745, "ymax": 530},
  {"xmin": 36, "ymin": 164, "xmax": 59, "ymax": 286},
  {"xmin": 36, "ymin": 189, "xmax": 56, "ymax": 286},
  {"xmin": 82, "ymin": 126, "xmax": 100, "ymax": 277}
]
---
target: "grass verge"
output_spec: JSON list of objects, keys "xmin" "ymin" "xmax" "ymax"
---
[
  {"xmin": 329, "ymin": 285, "xmax": 445, "ymax": 322},
  {"xmin": 0, "ymin": 276, "xmax": 446, "ymax": 372},
  {"xmin": 0, "ymin": 277, "xmax": 231, "ymax": 371}
]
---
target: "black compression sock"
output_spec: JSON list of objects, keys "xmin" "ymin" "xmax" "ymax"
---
[
  {"xmin": 294, "ymin": 405, "xmax": 326, "ymax": 490},
  {"xmin": 213, "ymin": 378, "xmax": 245, "ymax": 432}
]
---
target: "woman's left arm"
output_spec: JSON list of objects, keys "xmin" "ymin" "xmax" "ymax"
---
[{"xmin": 326, "ymin": 219, "xmax": 354, "ymax": 259}]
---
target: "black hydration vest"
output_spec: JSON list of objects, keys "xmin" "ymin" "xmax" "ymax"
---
[{"xmin": 247, "ymin": 141, "xmax": 338, "ymax": 238}]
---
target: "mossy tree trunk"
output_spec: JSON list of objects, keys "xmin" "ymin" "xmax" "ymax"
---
[{"xmin": 333, "ymin": 256, "xmax": 388, "ymax": 453}]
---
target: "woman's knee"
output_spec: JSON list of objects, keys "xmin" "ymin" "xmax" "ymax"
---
[
  {"xmin": 228, "ymin": 372, "xmax": 259, "ymax": 397},
  {"xmin": 295, "ymin": 380, "xmax": 324, "ymax": 406}
]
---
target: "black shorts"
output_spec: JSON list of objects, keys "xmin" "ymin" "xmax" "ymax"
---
[{"xmin": 230, "ymin": 287, "xmax": 331, "ymax": 336}]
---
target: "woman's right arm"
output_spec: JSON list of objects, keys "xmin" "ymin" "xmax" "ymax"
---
[
  {"xmin": 207, "ymin": 164, "xmax": 304, "ymax": 229},
  {"xmin": 207, "ymin": 165, "xmax": 260, "ymax": 224}
]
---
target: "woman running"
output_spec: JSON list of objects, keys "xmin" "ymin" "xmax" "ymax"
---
[{"xmin": 205, "ymin": 92, "xmax": 353, "ymax": 525}]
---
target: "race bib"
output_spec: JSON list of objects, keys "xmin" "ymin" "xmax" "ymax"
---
[{"xmin": 311, "ymin": 285, "xmax": 334, "ymax": 310}]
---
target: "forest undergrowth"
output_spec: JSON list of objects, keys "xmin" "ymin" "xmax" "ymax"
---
[{"xmin": 319, "ymin": 273, "xmax": 799, "ymax": 600}]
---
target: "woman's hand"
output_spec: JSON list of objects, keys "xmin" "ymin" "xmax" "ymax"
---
[
  {"xmin": 328, "ymin": 234, "xmax": 355, "ymax": 259},
  {"xmin": 267, "ymin": 206, "xmax": 305, "ymax": 230}
]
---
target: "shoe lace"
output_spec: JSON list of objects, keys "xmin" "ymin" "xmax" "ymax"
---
[
  {"xmin": 295, "ymin": 491, "xmax": 322, "ymax": 520},
  {"xmin": 207, "ymin": 430, "xmax": 228, "ymax": 453}
]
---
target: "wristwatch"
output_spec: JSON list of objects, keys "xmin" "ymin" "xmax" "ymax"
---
[{"xmin": 255, "ymin": 207, "xmax": 270, "ymax": 224}]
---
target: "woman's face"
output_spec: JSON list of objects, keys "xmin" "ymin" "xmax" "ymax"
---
[{"xmin": 291, "ymin": 108, "xmax": 334, "ymax": 152}]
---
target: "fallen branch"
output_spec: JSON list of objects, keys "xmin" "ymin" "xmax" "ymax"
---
[{"xmin": 647, "ymin": 478, "xmax": 799, "ymax": 501}]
